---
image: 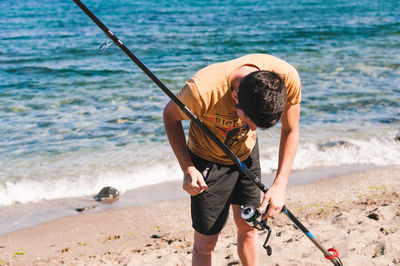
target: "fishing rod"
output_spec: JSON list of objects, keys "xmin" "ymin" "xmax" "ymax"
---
[{"xmin": 71, "ymin": 1, "xmax": 343, "ymax": 264}]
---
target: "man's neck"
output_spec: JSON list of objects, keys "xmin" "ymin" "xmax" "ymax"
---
[{"xmin": 230, "ymin": 65, "xmax": 259, "ymax": 91}]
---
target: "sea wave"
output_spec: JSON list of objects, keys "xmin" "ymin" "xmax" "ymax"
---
[
  {"xmin": 0, "ymin": 158, "xmax": 181, "ymax": 206},
  {"xmin": 1, "ymin": 133, "xmax": 399, "ymax": 206}
]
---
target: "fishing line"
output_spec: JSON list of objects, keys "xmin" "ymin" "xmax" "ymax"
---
[{"xmin": 71, "ymin": 1, "xmax": 343, "ymax": 264}]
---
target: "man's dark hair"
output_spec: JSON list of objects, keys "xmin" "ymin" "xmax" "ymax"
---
[{"xmin": 237, "ymin": 70, "xmax": 287, "ymax": 129}]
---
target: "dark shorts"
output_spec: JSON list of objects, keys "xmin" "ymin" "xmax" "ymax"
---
[{"xmin": 189, "ymin": 142, "xmax": 261, "ymax": 235}]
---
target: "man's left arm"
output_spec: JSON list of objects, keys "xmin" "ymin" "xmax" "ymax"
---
[{"xmin": 259, "ymin": 103, "xmax": 300, "ymax": 219}]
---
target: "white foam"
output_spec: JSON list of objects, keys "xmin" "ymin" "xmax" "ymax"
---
[
  {"xmin": 294, "ymin": 137, "xmax": 399, "ymax": 169},
  {"xmin": 0, "ymin": 160, "xmax": 182, "ymax": 206},
  {"xmin": 1, "ymin": 134, "xmax": 399, "ymax": 206},
  {"xmin": 257, "ymin": 133, "xmax": 399, "ymax": 174}
]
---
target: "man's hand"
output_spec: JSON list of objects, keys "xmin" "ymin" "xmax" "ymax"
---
[
  {"xmin": 164, "ymin": 101, "xmax": 208, "ymax": 196},
  {"xmin": 257, "ymin": 103, "xmax": 300, "ymax": 219},
  {"xmin": 258, "ymin": 182, "xmax": 286, "ymax": 219},
  {"xmin": 183, "ymin": 166, "xmax": 208, "ymax": 196}
]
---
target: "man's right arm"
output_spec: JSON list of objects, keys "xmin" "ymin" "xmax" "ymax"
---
[{"xmin": 163, "ymin": 101, "xmax": 208, "ymax": 195}]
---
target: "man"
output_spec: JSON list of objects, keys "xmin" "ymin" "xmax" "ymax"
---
[{"xmin": 163, "ymin": 54, "xmax": 301, "ymax": 266}]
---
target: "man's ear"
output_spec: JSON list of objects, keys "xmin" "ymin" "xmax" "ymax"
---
[{"xmin": 232, "ymin": 90, "xmax": 239, "ymax": 104}]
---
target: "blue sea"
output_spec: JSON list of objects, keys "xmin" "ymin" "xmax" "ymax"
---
[{"xmin": 0, "ymin": 0, "xmax": 399, "ymax": 233}]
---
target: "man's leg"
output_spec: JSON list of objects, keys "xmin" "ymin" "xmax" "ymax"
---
[
  {"xmin": 192, "ymin": 230, "xmax": 219, "ymax": 266},
  {"xmin": 232, "ymin": 204, "xmax": 259, "ymax": 266}
]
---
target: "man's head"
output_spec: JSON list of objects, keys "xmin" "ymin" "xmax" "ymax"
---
[{"xmin": 235, "ymin": 70, "xmax": 287, "ymax": 129}]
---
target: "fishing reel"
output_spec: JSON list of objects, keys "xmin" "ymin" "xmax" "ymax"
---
[{"xmin": 241, "ymin": 204, "xmax": 272, "ymax": 256}]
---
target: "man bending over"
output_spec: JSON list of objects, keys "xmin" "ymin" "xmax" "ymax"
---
[{"xmin": 163, "ymin": 54, "xmax": 301, "ymax": 266}]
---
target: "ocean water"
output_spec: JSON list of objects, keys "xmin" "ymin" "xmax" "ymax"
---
[{"xmin": 1, "ymin": 0, "xmax": 399, "ymax": 210}]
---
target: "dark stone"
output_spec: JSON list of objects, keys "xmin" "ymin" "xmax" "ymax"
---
[
  {"xmin": 75, "ymin": 205, "xmax": 96, "ymax": 212},
  {"xmin": 367, "ymin": 213, "xmax": 379, "ymax": 220},
  {"xmin": 94, "ymin": 186, "xmax": 120, "ymax": 202}
]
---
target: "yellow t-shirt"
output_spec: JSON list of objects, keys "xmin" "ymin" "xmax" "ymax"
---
[{"xmin": 176, "ymin": 54, "xmax": 301, "ymax": 164}]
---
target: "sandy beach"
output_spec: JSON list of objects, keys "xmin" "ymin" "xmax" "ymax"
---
[
  {"xmin": 0, "ymin": 165, "xmax": 399, "ymax": 266},
  {"xmin": 1, "ymin": 1, "xmax": 399, "ymax": 265}
]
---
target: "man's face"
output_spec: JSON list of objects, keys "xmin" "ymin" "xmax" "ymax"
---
[
  {"xmin": 232, "ymin": 88, "xmax": 258, "ymax": 131},
  {"xmin": 236, "ymin": 108, "xmax": 257, "ymax": 131}
]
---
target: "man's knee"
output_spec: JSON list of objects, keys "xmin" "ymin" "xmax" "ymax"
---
[
  {"xmin": 237, "ymin": 222, "xmax": 257, "ymax": 236},
  {"xmin": 232, "ymin": 205, "xmax": 258, "ymax": 235},
  {"xmin": 193, "ymin": 231, "xmax": 219, "ymax": 254}
]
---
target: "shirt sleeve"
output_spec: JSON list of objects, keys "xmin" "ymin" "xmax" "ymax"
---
[
  {"xmin": 285, "ymin": 68, "xmax": 302, "ymax": 105},
  {"xmin": 175, "ymin": 79, "xmax": 204, "ymax": 120}
]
